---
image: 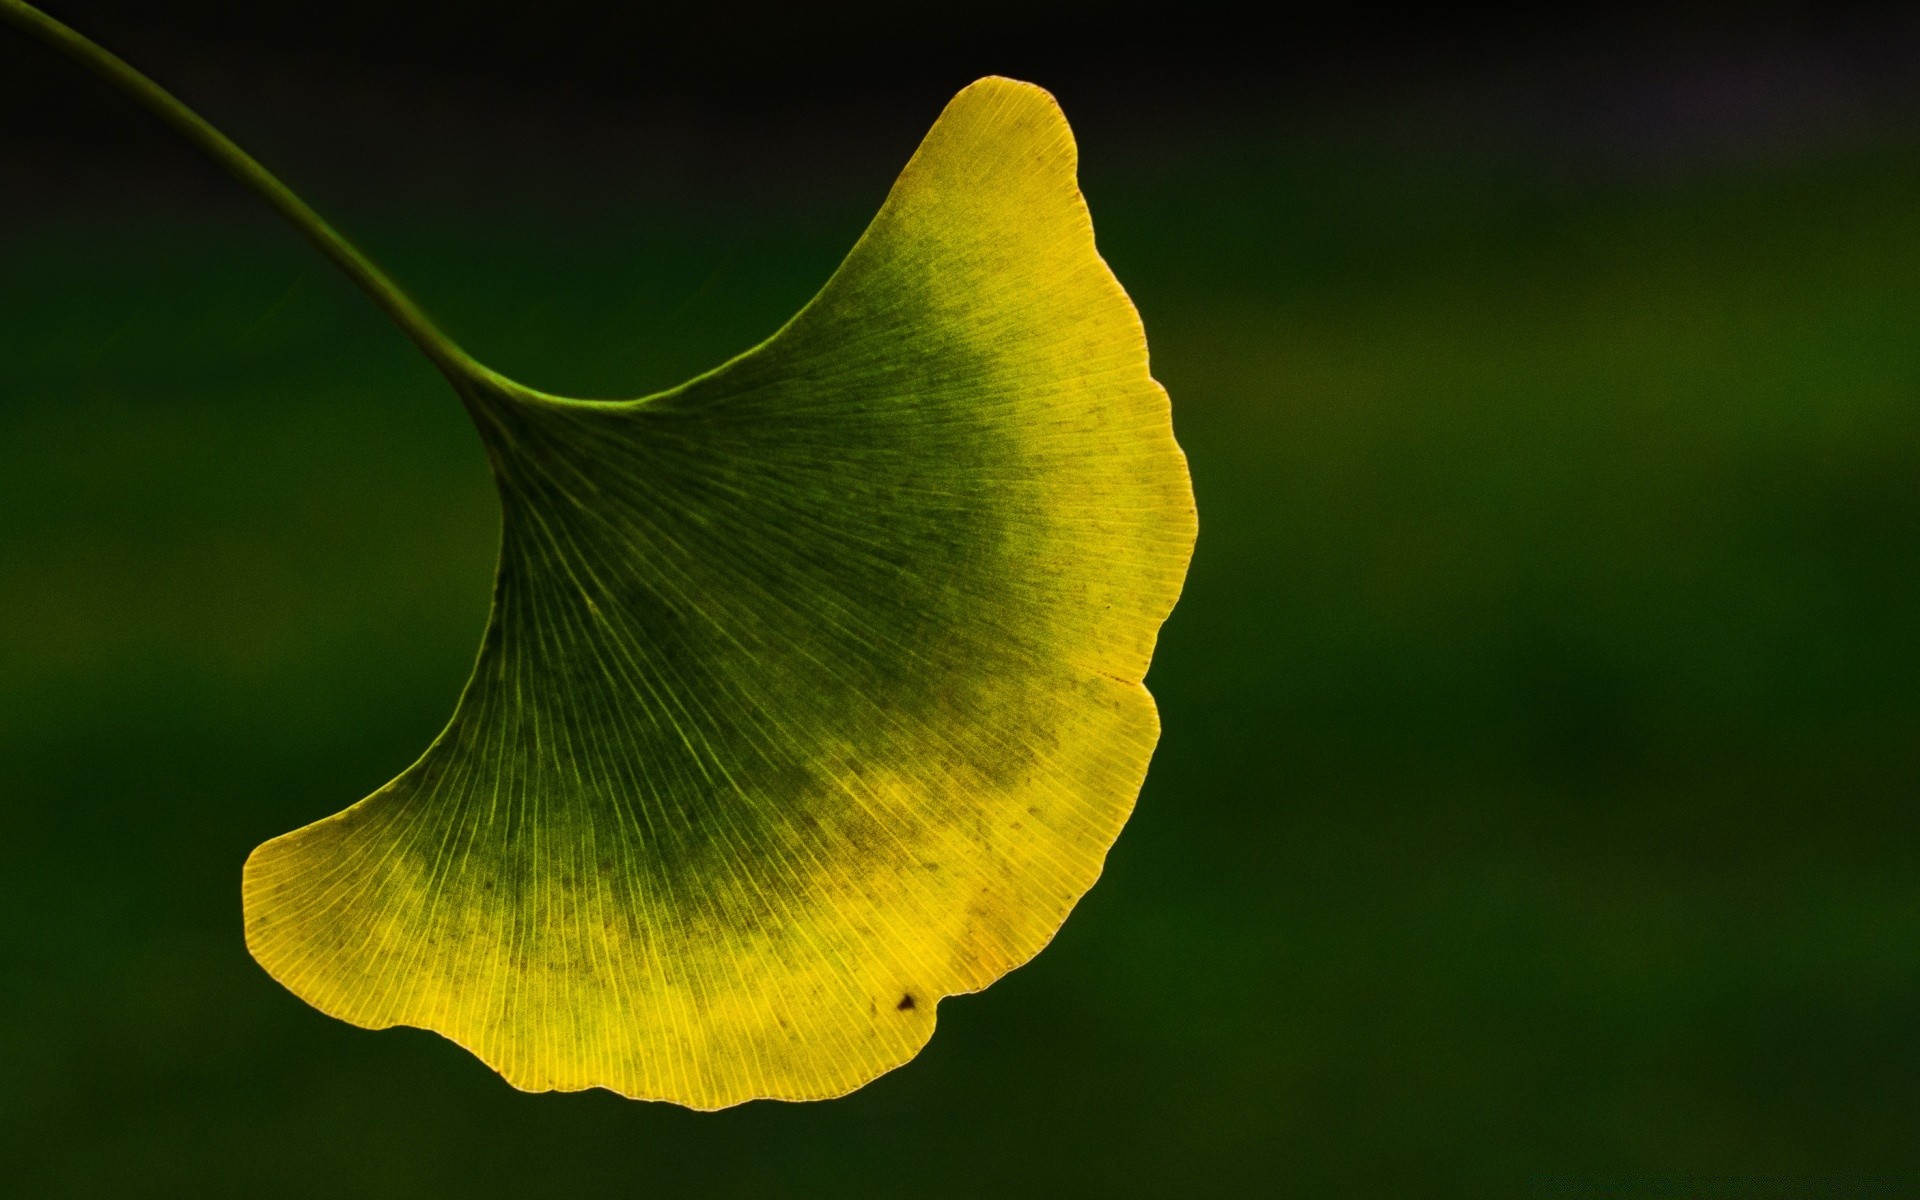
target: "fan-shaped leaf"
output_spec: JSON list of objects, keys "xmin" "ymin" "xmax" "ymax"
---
[{"xmin": 241, "ymin": 77, "xmax": 1194, "ymax": 1107}]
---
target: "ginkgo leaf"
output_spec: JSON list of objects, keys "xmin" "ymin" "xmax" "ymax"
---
[
  {"xmin": 4, "ymin": 0, "xmax": 1194, "ymax": 1104},
  {"xmin": 239, "ymin": 77, "xmax": 1193, "ymax": 1106}
]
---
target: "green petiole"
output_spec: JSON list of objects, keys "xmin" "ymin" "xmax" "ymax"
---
[{"xmin": 0, "ymin": 0, "xmax": 484, "ymax": 382}]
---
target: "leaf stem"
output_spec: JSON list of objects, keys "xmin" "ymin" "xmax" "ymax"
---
[{"xmin": 0, "ymin": 0, "xmax": 484, "ymax": 381}]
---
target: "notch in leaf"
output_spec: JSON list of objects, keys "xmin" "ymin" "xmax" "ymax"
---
[{"xmin": 3, "ymin": 0, "xmax": 1195, "ymax": 1107}]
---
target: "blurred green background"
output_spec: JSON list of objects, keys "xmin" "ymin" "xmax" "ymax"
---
[{"xmin": 5, "ymin": 2, "xmax": 1920, "ymax": 1194}]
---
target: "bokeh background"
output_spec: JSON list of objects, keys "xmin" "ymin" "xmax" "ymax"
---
[{"xmin": 5, "ymin": 1, "xmax": 1920, "ymax": 1194}]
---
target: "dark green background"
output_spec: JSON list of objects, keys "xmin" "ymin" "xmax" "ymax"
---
[{"xmin": 4, "ymin": 2, "xmax": 1919, "ymax": 1194}]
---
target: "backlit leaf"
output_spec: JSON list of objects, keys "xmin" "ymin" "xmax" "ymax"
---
[{"xmin": 242, "ymin": 77, "xmax": 1195, "ymax": 1107}]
